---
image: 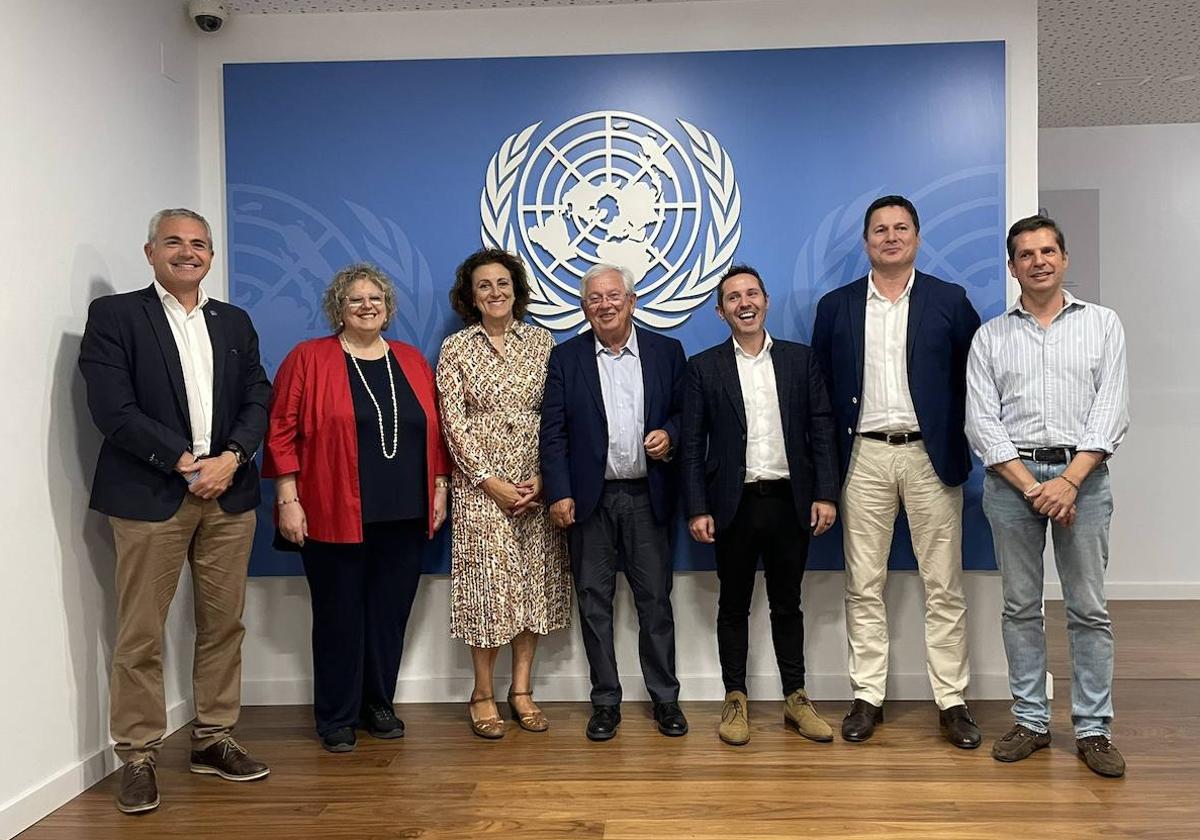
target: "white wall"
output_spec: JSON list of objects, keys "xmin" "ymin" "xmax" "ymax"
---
[
  {"xmin": 0, "ymin": 2, "xmax": 203, "ymax": 837},
  {"xmin": 1040, "ymin": 124, "xmax": 1200, "ymax": 598},
  {"xmin": 196, "ymin": 0, "xmax": 1039, "ymax": 707}
]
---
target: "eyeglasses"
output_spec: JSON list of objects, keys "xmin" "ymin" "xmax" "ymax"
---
[
  {"xmin": 346, "ymin": 295, "xmax": 385, "ymax": 310},
  {"xmin": 584, "ymin": 292, "xmax": 628, "ymax": 308}
]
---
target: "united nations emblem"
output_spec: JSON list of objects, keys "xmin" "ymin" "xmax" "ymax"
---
[{"xmin": 480, "ymin": 110, "xmax": 742, "ymax": 331}]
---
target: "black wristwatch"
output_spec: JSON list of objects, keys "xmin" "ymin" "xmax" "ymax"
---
[{"xmin": 225, "ymin": 442, "xmax": 248, "ymax": 467}]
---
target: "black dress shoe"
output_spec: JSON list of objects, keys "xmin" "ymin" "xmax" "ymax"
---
[
  {"xmin": 586, "ymin": 705, "xmax": 621, "ymax": 741},
  {"xmin": 361, "ymin": 703, "xmax": 405, "ymax": 739},
  {"xmin": 841, "ymin": 699, "xmax": 884, "ymax": 742},
  {"xmin": 939, "ymin": 704, "xmax": 982, "ymax": 749},
  {"xmin": 653, "ymin": 701, "xmax": 689, "ymax": 737}
]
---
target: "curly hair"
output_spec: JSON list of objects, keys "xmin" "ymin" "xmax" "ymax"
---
[
  {"xmin": 322, "ymin": 263, "xmax": 397, "ymax": 332},
  {"xmin": 449, "ymin": 248, "xmax": 531, "ymax": 325}
]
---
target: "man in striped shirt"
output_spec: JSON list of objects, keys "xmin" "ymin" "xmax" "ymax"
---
[{"xmin": 965, "ymin": 214, "xmax": 1130, "ymax": 778}]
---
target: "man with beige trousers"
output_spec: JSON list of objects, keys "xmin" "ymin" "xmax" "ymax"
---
[{"xmin": 811, "ymin": 195, "xmax": 983, "ymax": 748}]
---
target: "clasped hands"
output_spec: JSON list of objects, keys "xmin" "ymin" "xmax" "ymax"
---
[
  {"xmin": 1024, "ymin": 476, "xmax": 1078, "ymax": 526},
  {"xmin": 483, "ymin": 474, "xmax": 543, "ymax": 518},
  {"xmin": 174, "ymin": 451, "xmax": 236, "ymax": 501}
]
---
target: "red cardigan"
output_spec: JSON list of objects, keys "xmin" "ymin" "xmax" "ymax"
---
[{"xmin": 262, "ymin": 336, "xmax": 450, "ymax": 542}]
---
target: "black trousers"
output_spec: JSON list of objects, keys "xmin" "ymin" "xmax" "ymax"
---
[
  {"xmin": 568, "ymin": 479, "xmax": 679, "ymax": 706},
  {"xmin": 300, "ymin": 519, "xmax": 423, "ymax": 736},
  {"xmin": 714, "ymin": 482, "xmax": 811, "ymax": 697}
]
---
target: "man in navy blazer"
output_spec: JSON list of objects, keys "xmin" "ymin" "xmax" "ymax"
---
[
  {"xmin": 680, "ymin": 265, "xmax": 840, "ymax": 746},
  {"xmin": 540, "ymin": 263, "xmax": 688, "ymax": 741},
  {"xmin": 79, "ymin": 209, "xmax": 271, "ymax": 814},
  {"xmin": 811, "ymin": 195, "xmax": 982, "ymax": 748}
]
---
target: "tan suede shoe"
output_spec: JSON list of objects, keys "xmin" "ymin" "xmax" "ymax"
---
[
  {"xmin": 719, "ymin": 691, "xmax": 750, "ymax": 745},
  {"xmin": 784, "ymin": 689, "xmax": 833, "ymax": 742}
]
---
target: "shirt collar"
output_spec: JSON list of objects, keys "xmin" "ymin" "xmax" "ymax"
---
[
  {"xmin": 732, "ymin": 330, "xmax": 773, "ymax": 361},
  {"xmin": 595, "ymin": 325, "xmax": 639, "ymax": 358},
  {"xmin": 154, "ymin": 279, "xmax": 208, "ymax": 311},
  {"xmin": 1007, "ymin": 287, "xmax": 1086, "ymax": 318},
  {"xmin": 866, "ymin": 269, "xmax": 915, "ymax": 302},
  {"xmin": 469, "ymin": 318, "xmax": 527, "ymax": 341}
]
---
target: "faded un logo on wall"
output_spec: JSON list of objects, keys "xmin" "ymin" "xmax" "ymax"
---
[{"xmin": 480, "ymin": 110, "xmax": 741, "ymax": 331}]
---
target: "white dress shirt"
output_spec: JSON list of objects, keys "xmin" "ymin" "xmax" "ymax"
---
[
  {"xmin": 155, "ymin": 281, "xmax": 215, "ymax": 457},
  {"xmin": 733, "ymin": 332, "xmax": 789, "ymax": 481},
  {"xmin": 595, "ymin": 328, "xmax": 647, "ymax": 480},
  {"xmin": 965, "ymin": 290, "xmax": 1129, "ymax": 466},
  {"xmin": 858, "ymin": 270, "xmax": 920, "ymax": 433}
]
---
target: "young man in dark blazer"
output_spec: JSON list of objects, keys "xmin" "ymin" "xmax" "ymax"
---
[
  {"xmin": 540, "ymin": 263, "xmax": 688, "ymax": 741},
  {"xmin": 79, "ymin": 209, "xmax": 271, "ymax": 814},
  {"xmin": 681, "ymin": 265, "xmax": 840, "ymax": 745},
  {"xmin": 811, "ymin": 195, "xmax": 982, "ymax": 748}
]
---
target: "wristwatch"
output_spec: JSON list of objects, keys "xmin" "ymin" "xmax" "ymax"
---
[{"xmin": 225, "ymin": 441, "xmax": 248, "ymax": 467}]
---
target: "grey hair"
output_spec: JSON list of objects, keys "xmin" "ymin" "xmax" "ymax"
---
[
  {"xmin": 322, "ymin": 263, "xmax": 397, "ymax": 332},
  {"xmin": 147, "ymin": 208, "xmax": 213, "ymax": 246},
  {"xmin": 580, "ymin": 263, "xmax": 636, "ymax": 299}
]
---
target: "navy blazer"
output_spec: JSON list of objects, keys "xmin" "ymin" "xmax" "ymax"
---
[
  {"xmin": 680, "ymin": 337, "xmax": 840, "ymax": 532},
  {"xmin": 539, "ymin": 326, "xmax": 686, "ymax": 526},
  {"xmin": 79, "ymin": 284, "xmax": 271, "ymax": 520},
  {"xmin": 811, "ymin": 271, "xmax": 980, "ymax": 487}
]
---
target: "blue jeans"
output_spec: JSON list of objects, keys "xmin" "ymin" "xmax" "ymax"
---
[{"xmin": 982, "ymin": 463, "xmax": 1114, "ymax": 738}]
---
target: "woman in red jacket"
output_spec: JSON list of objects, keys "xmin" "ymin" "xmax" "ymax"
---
[{"xmin": 263, "ymin": 263, "xmax": 449, "ymax": 753}]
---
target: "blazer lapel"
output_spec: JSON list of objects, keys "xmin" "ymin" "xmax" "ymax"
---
[
  {"xmin": 578, "ymin": 338, "xmax": 607, "ymax": 419},
  {"xmin": 770, "ymin": 341, "xmax": 794, "ymax": 439},
  {"xmin": 716, "ymin": 340, "xmax": 747, "ymax": 431},
  {"xmin": 140, "ymin": 286, "xmax": 191, "ymax": 429},
  {"xmin": 906, "ymin": 273, "xmax": 929, "ymax": 363},
  {"xmin": 204, "ymin": 301, "xmax": 227, "ymax": 429},
  {"xmin": 848, "ymin": 279, "xmax": 867, "ymax": 389}
]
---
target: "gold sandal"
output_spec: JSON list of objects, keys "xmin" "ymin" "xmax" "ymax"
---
[
  {"xmin": 468, "ymin": 695, "xmax": 505, "ymax": 739},
  {"xmin": 507, "ymin": 690, "xmax": 550, "ymax": 732}
]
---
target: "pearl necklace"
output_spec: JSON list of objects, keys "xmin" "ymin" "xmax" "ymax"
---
[{"xmin": 341, "ymin": 336, "xmax": 398, "ymax": 460}]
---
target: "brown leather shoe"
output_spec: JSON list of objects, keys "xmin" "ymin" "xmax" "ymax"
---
[
  {"xmin": 784, "ymin": 689, "xmax": 833, "ymax": 742},
  {"xmin": 1077, "ymin": 735, "xmax": 1126, "ymax": 777},
  {"xmin": 991, "ymin": 724, "xmax": 1051, "ymax": 762},
  {"xmin": 189, "ymin": 737, "xmax": 270, "ymax": 781},
  {"xmin": 841, "ymin": 699, "xmax": 883, "ymax": 742},
  {"xmin": 116, "ymin": 758, "xmax": 159, "ymax": 814},
  {"xmin": 939, "ymin": 704, "xmax": 982, "ymax": 749},
  {"xmin": 719, "ymin": 691, "xmax": 750, "ymax": 746}
]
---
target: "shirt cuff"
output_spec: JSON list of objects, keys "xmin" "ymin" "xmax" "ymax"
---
[
  {"xmin": 1075, "ymin": 436, "xmax": 1116, "ymax": 456},
  {"xmin": 981, "ymin": 441, "xmax": 1020, "ymax": 467}
]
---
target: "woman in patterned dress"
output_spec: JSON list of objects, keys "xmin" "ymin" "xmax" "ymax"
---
[{"xmin": 436, "ymin": 248, "xmax": 571, "ymax": 738}]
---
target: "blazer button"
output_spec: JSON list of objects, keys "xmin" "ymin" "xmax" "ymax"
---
[
  {"xmin": 851, "ymin": 396, "xmax": 858, "ymax": 404},
  {"xmin": 847, "ymin": 427, "xmax": 853, "ymax": 435}
]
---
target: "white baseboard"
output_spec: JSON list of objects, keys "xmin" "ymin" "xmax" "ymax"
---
[
  {"xmin": 1044, "ymin": 582, "xmax": 1200, "ymax": 599},
  {"xmin": 243, "ymin": 671, "xmax": 1016, "ymax": 706},
  {"xmin": 0, "ymin": 699, "xmax": 194, "ymax": 840}
]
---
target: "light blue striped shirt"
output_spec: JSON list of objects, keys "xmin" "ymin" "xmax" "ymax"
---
[
  {"xmin": 595, "ymin": 327, "xmax": 647, "ymax": 480},
  {"xmin": 965, "ymin": 290, "xmax": 1129, "ymax": 467}
]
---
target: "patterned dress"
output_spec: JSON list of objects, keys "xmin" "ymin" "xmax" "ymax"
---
[{"xmin": 436, "ymin": 320, "xmax": 571, "ymax": 648}]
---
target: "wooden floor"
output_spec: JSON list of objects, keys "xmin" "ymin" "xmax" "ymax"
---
[{"xmin": 21, "ymin": 602, "xmax": 1200, "ymax": 840}]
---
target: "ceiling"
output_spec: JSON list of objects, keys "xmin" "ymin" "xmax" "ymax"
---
[{"xmin": 222, "ymin": 0, "xmax": 1200, "ymax": 127}]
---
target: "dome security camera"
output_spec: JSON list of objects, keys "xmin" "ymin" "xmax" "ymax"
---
[{"xmin": 188, "ymin": 0, "xmax": 228, "ymax": 33}]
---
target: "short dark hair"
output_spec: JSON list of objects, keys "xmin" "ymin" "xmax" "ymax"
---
[
  {"xmin": 449, "ymin": 248, "xmax": 531, "ymax": 325},
  {"xmin": 1006, "ymin": 215, "xmax": 1068, "ymax": 261},
  {"xmin": 862, "ymin": 195, "xmax": 920, "ymax": 238},
  {"xmin": 716, "ymin": 264, "xmax": 766, "ymax": 303}
]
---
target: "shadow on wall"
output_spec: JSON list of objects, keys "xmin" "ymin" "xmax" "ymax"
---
[{"xmin": 47, "ymin": 274, "xmax": 118, "ymax": 767}]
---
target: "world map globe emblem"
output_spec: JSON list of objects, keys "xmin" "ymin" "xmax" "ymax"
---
[
  {"xmin": 481, "ymin": 111, "xmax": 742, "ymax": 331},
  {"xmin": 518, "ymin": 111, "xmax": 702, "ymax": 299}
]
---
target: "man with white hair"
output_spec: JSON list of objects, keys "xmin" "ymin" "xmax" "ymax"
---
[{"xmin": 540, "ymin": 263, "xmax": 688, "ymax": 741}]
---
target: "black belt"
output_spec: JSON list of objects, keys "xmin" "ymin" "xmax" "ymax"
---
[
  {"xmin": 1017, "ymin": 447, "xmax": 1076, "ymax": 464},
  {"xmin": 859, "ymin": 431, "xmax": 922, "ymax": 445},
  {"xmin": 744, "ymin": 479, "xmax": 791, "ymax": 497},
  {"xmin": 604, "ymin": 477, "xmax": 648, "ymax": 488}
]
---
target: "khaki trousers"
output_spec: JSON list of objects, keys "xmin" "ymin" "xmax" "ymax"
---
[
  {"xmin": 841, "ymin": 437, "xmax": 969, "ymax": 709},
  {"xmin": 108, "ymin": 493, "xmax": 255, "ymax": 762}
]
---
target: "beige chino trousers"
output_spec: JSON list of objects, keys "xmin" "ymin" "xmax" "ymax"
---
[
  {"xmin": 108, "ymin": 493, "xmax": 255, "ymax": 762},
  {"xmin": 841, "ymin": 437, "xmax": 969, "ymax": 709}
]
